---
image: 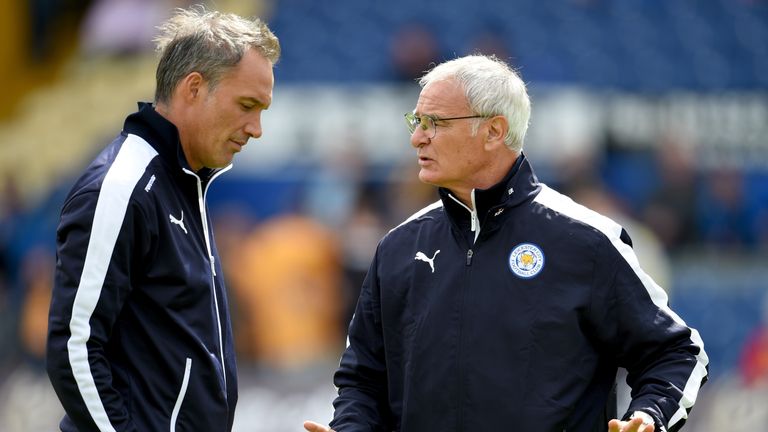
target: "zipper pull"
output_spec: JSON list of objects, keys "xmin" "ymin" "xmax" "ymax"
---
[{"xmin": 466, "ymin": 249, "xmax": 474, "ymax": 266}]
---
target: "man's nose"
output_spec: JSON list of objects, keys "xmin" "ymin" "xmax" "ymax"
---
[
  {"xmin": 244, "ymin": 117, "xmax": 262, "ymax": 139},
  {"xmin": 410, "ymin": 127, "xmax": 429, "ymax": 148}
]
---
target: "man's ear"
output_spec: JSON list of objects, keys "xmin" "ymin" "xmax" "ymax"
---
[
  {"xmin": 177, "ymin": 72, "xmax": 205, "ymax": 102},
  {"xmin": 484, "ymin": 115, "xmax": 509, "ymax": 151}
]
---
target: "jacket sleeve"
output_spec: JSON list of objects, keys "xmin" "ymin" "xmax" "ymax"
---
[
  {"xmin": 47, "ymin": 190, "xmax": 145, "ymax": 432},
  {"xmin": 330, "ymin": 251, "xmax": 394, "ymax": 432},
  {"xmin": 590, "ymin": 231, "xmax": 709, "ymax": 432}
]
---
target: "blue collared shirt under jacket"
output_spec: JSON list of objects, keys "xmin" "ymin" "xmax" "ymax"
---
[
  {"xmin": 47, "ymin": 103, "xmax": 238, "ymax": 432},
  {"xmin": 329, "ymin": 154, "xmax": 708, "ymax": 432}
]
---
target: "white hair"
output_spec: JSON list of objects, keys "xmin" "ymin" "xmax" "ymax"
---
[{"xmin": 419, "ymin": 55, "xmax": 531, "ymax": 152}]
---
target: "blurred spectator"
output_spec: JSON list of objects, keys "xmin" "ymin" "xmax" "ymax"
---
[
  {"xmin": 0, "ymin": 175, "xmax": 21, "ymax": 373},
  {"xmin": 213, "ymin": 205, "xmax": 259, "ymax": 271},
  {"xmin": 0, "ymin": 246, "xmax": 62, "ymax": 432},
  {"xmin": 301, "ymin": 146, "xmax": 367, "ymax": 229},
  {"xmin": 78, "ymin": 0, "xmax": 190, "ymax": 57},
  {"xmin": 226, "ymin": 215, "xmax": 344, "ymax": 371},
  {"xmin": 18, "ymin": 247, "xmax": 53, "ymax": 365},
  {"xmin": 0, "ymin": 175, "xmax": 23, "ymax": 292},
  {"xmin": 388, "ymin": 22, "xmax": 440, "ymax": 83},
  {"xmin": 223, "ymin": 213, "xmax": 342, "ymax": 432},
  {"xmin": 696, "ymin": 166, "xmax": 753, "ymax": 248},
  {"xmin": 465, "ymin": 30, "xmax": 512, "ymax": 61},
  {"xmin": 337, "ymin": 161, "xmax": 439, "ymax": 328},
  {"xmin": 0, "ymin": 176, "xmax": 63, "ymax": 382},
  {"xmin": 337, "ymin": 186, "xmax": 389, "ymax": 325},
  {"xmin": 642, "ymin": 134, "xmax": 699, "ymax": 251},
  {"xmin": 28, "ymin": 0, "xmax": 92, "ymax": 62},
  {"xmin": 384, "ymin": 159, "xmax": 439, "ymax": 224},
  {"xmin": 688, "ymin": 373, "xmax": 768, "ymax": 432},
  {"xmin": 464, "ymin": 19, "xmax": 514, "ymax": 63},
  {"xmin": 0, "ymin": 258, "xmax": 10, "ymax": 376},
  {"xmin": 599, "ymin": 132, "xmax": 659, "ymax": 217},
  {"xmin": 743, "ymin": 171, "xmax": 768, "ymax": 249},
  {"xmin": 739, "ymin": 292, "xmax": 768, "ymax": 387}
]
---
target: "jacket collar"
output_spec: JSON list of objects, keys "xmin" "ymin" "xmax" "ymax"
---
[
  {"xmin": 122, "ymin": 102, "xmax": 222, "ymax": 181},
  {"xmin": 439, "ymin": 153, "xmax": 541, "ymax": 237}
]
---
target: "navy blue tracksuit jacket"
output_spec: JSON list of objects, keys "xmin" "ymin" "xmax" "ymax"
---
[
  {"xmin": 330, "ymin": 155, "xmax": 708, "ymax": 432},
  {"xmin": 47, "ymin": 103, "xmax": 238, "ymax": 431}
]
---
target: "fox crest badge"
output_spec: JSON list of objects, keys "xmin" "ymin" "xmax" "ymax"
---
[{"xmin": 508, "ymin": 243, "xmax": 544, "ymax": 279}]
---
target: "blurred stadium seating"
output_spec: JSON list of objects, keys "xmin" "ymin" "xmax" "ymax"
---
[{"xmin": 268, "ymin": 0, "xmax": 768, "ymax": 90}]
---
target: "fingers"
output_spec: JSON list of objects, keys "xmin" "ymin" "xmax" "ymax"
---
[
  {"xmin": 608, "ymin": 419, "xmax": 622, "ymax": 432},
  {"xmin": 607, "ymin": 417, "xmax": 655, "ymax": 432},
  {"xmin": 303, "ymin": 420, "xmax": 333, "ymax": 432}
]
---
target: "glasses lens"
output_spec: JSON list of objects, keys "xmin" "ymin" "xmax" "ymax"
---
[
  {"xmin": 405, "ymin": 113, "xmax": 436, "ymax": 138},
  {"xmin": 405, "ymin": 113, "xmax": 417, "ymax": 134},
  {"xmin": 423, "ymin": 116, "xmax": 436, "ymax": 138}
]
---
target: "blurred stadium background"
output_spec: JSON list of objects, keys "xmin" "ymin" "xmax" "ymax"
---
[{"xmin": 1, "ymin": 0, "xmax": 767, "ymax": 430}]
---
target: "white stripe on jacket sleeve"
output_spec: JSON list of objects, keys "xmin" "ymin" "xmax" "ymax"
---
[
  {"xmin": 534, "ymin": 184, "xmax": 709, "ymax": 429},
  {"xmin": 67, "ymin": 134, "xmax": 157, "ymax": 432}
]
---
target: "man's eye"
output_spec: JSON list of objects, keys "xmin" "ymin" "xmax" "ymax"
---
[{"xmin": 241, "ymin": 104, "xmax": 254, "ymax": 110}]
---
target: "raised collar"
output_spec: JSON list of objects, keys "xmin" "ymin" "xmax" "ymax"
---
[
  {"xmin": 439, "ymin": 153, "xmax": 541, "ymax": 238},
  {"xmin": 122, "ymin": 102, "xmax": 220, "ymax": 180}
]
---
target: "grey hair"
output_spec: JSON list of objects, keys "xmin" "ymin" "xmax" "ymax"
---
[
  {"xmin": 418, "ymin": 55, "xmax": 531, "ymax": 152},
  {"xmin": 153, "ymin": 5, "xmax": 281, "ymax": 103}
]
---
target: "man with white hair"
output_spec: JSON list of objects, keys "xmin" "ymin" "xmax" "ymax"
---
[{"xmin": 305, "ymin": 54, "xmax": 708, "ymax": 432}]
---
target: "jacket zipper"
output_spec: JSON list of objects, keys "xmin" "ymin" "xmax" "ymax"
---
[
  {"xmin": 461, "ymin": 190, "xmax": 480, "ymax": 430},
  {"xmin": 447, "ymin": 192, "xmax": 481, "ymax": 244},
  {"xmin": 457, "ymin": 241, "xmax": 478, "ymax": 430},
  {"xmin": 170, "ymin": 357, "xmax": 192, "ymax": 432},
  {"xmin": 183, "ymin": 167, "xmax": 231, "ymax": 390},
  {"xmin": 446, "ymin": 189, "xmax": 482, "ymax": 429}
]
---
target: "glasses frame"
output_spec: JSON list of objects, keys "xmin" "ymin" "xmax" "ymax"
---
[{"xmin": 404, "ymin": 112, "xmax": 487, "ymax": 138}]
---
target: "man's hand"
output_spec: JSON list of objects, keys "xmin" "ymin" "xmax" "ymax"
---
[
  {"xmin": 303, "ymin": 420, "xmax": 335, "ymax": 432},
  {"xmin": 608, "ymin": 416, "xmax": 655, "ymax": 432}
]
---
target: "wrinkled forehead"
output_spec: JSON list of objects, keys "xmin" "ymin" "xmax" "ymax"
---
[{"xmin": 416, "ymin": 78, "xmax": 468, "ymax": 114}]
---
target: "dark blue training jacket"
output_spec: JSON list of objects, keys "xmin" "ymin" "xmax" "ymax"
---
[
  {"xmin": 47, "ymin": 103, "xmax": 238, "ymax": 432},
  {"xmin": 330, "ymin": 155, "xmax": 708, "ymax": 432}
]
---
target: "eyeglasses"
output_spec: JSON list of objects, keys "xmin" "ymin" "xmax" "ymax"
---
[{"xmin": 404, "ymin": 112, "xmax": 487, "ymax": 139}]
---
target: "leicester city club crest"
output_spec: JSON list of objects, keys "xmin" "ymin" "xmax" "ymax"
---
[{"xmin": 508, "ymin": 243, "xmax": 545, "ymax": 279}]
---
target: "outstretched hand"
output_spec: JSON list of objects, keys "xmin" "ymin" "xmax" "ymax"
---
[
  {"xmin": 608, "ymin": 416, "xmax": 655, "ymax": 432},
  {"xmin": 303, "ymin": 420, "xmax": 335, "ymax": 432}
]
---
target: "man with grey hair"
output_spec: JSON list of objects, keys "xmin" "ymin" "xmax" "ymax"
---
[
  {"xmin": 305, "ymin": 54, "xmax": 707, "ymax": 432},
  {"xmin": 46, "ymin": 6, "xmax": 279, "ymax": 431}
]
